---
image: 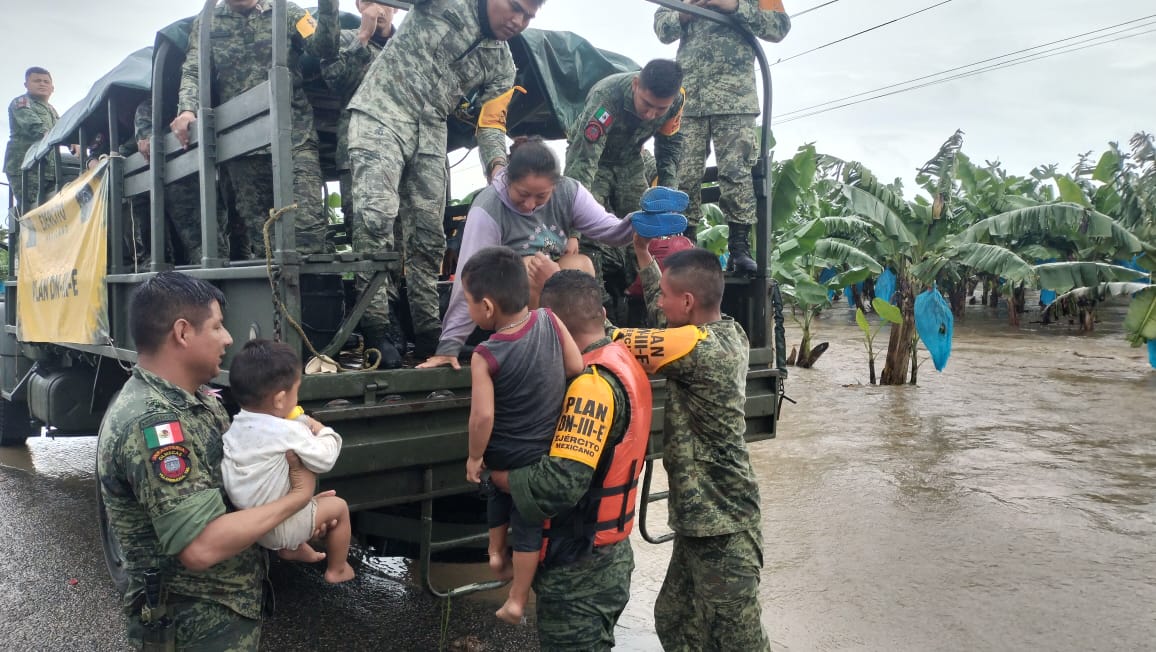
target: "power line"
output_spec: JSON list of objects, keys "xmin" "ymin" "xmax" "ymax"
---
[
  {"xmin": 776, "ymin": 25, "xmax": 1156, "ymax": 124},
  {"xmin": 772, "ymin": 0, "xmax": 954, "ymax": 66},
  {"xmin": 792, "ymin": 0, "xmax": 843, "ymax": 19},
  {"xmin": 777, "ymin": 14, "xmax": 1156, "ymax": 119}
]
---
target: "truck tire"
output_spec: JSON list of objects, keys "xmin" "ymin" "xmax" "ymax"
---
[
  {"xmin": 96, "ymin": 476, "xmax": 130, "ymax": 594},
  {"xmin": 0, "ymin": 398, "xmax": 33, "ymax": 447}
]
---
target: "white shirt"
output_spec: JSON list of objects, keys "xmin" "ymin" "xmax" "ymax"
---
[{"xmin": 221, "ymin": 409, "xmax": 342, "ymax": 510}]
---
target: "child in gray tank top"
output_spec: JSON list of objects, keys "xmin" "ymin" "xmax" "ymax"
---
[{"xmin": 461, "ymin": 247, "xmax": 584, "ymax": 625}]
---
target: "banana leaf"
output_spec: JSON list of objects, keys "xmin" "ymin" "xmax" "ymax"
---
[
  {"xmin": 1035, "ymin": 262, "xmax": 1146, "ymax": 291},
  {"xmin": 813, "ymin": 239, "xmax": 883, "ymax": 274},
  {"xmin": 914, "ymin": 289, "xmax": 953, "ymax": 372},
  {"xmin": 842, "ymin": 184, "xmax": 919, "ymax": 245},
  {"xmin": 957, "ymin": 203, "xmax": 1143, "ymax": 254},
  {"xmin": 953, "ymin": 242, "xmax": 1035, "ymax": 283},
  {"xmin": 873, "ymin": 297, "xmax": 902, "ymax": 324},
  {"xmin": 1123, "ymin": 287, "xmax": 1156, "ymax": 346}
]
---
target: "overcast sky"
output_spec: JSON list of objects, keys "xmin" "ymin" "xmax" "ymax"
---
[{"xmin": 3, "ymin": 0, "xmax": 1154, "ymax": 199}]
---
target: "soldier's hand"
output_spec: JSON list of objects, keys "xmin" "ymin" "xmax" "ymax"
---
[
  {"xmin": 137, "ymin": 138, "xmax": 150, "ymax": 162},
  {"xmin": 358, "ymin": 4, "xmax": 388, "ymax": 43},
  {"xmin": 170, "ymin": 111, "xmax": 197, "ymax": 149},
  {"xmin": 286, "ymin": 451, "xmax": 318, "ymax": 500},
  {"xmin": 417, "ymin": 355, "xmax": 460, "ymax": 370}
]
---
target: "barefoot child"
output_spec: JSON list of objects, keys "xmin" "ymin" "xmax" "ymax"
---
[
  {"xmin": 462, "ymin": 246, "xmax": 584, "ymax": 624},
  {"xmin": 221, "ymin": 339, "xmax": 355, "ymax": 584}
]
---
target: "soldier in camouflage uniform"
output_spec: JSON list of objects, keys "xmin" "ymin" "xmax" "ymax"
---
[
  {"xmin": 97, "ymin": 272, "xmax": 324, "ymax": 649},
  {"xmin": 564, "ymin": 59, "xmax": 685, "ymax": 324},
  {"xmin": 316, "ymin": 0, "xmax": 395, "ymax": 239},
  {"xmin": 655, "ymin": 0, "xmax": 790, "ymax": 274},
  {"xmin": 135, "ymin": 98, "xmax": 230, "ymax": 265},
  {"xmin": 171, "ymin": 0, "xmax": 330, "ymax": 259},
  {"xmin": 346, "ymin": 0, "xmax": 541, "ymax": 363},
  {"xmin": 616, "ymin": 241, "xmax": 770, "ymax": 651},
  {"xmin": 4, "ymin": 67, "xmax": 59, "ymax": 212},
  {"xmin": 491, "ymin": 269, "xmax": 652, "ymax": 651}
]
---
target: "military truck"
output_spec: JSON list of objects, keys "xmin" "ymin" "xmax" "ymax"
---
[{"xmin": 2, "ymin": 0, "xmax": 786, "ymax": 597}]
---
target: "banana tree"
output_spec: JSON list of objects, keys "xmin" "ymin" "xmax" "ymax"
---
[{"xmin": 774, "ymin": 215, "xmax": 882, "ymax": 367}]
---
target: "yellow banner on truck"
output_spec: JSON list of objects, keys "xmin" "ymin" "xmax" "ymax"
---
[{"xmin": 17, "ymin": 158, "xmax": 110, "ymax": 344}]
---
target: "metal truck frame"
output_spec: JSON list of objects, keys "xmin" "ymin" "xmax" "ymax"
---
[{"xmin": 1, "ymin": 0, "xmax": 786, "ymax": 598}]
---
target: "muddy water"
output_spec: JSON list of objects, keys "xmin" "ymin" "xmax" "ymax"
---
[
  {"xmin": 617, "ymin": 301, "xmax": 1156, "ymax": 651},
  {"xmin": 3, "ymin": 301, "xmax": 1153, "ymax": 651}
]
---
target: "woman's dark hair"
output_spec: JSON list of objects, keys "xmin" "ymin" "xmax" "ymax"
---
[
  {"xmin": 229, "ymin": 339, "xmax": 302, "ymax": 409},
  {"xmin": 507, "ymin": 136, "xmax": 561, "ymax": 183}
]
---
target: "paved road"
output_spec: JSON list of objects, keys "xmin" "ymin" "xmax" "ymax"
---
[{"xmin": 0, "ymin": 435, "xmax": 542, "ymax": 651}]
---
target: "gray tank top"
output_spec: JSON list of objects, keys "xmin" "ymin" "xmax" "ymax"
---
[{"xmin": 474, "ymin": 308, "xmax": 567, "ymax": 469}]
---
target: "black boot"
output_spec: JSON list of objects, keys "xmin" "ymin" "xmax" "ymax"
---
[
  {"xmin": 413, "ymin": 330, "xmax": 441, "ymax": 360},
  {"xmin": 727, "ymin": 222, "xmax": 757, "ymax": 275},
  {"xmin": 362, "ymin": 327, "xmax": 403, "ymax": 369}
]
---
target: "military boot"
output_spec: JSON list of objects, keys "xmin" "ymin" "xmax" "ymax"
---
[
  {"xmin": 727, "ymin": 222, "xmax": 757, "ymax": 275},
  {"xmin": 362, "ymin": 326, "xmax": 403, "ymax": 370},
  {"xmin": 412, "ymin": 330, "xmax": 441, "ymax": 360}
]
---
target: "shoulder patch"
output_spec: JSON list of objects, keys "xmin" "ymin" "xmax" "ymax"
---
[
  {"xmin": 584, "ymin": 121, "xmax": 604, "ymax": 143},
  {"xmin": 593, "ymin": 106, "xmax": 614, "ymax": 128},
  {"xmin": 612, "ymin": 326, "xmax": 707, "ymax": 373},
  {"xmin": 550, "ymin": 369, "xmax": 615, "ymax": 469},
  {"xmin": 143, "ymin": 420, "xmax": 185, "ymax": 449},
  {"xmin": 151, "ymin": 445, "xmax": 192, "ymax": 484},
  {"xmin": 296, "ymin": 10, "xmax": 317, "ymax": 38},
  {"xmin": 14, "ymin": 96, "xmax": 29, "ymax": 109}
]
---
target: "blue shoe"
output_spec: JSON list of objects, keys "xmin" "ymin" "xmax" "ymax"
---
[
  {"xmin": 640, "ymin": 186, "xmax": 690, "ymax": 213},
  {"xmin": 630, "ymin": 211, "xmax": 689, "ymax": 239}
]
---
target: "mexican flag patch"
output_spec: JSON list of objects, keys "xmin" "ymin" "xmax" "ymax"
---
[
  {"xmin": 594, "ymin": 107, "xmax": 613, "ymax": 128},
  {"xmin": 144, "ymin": 421, "xmax": 185, "ymax": 449}
]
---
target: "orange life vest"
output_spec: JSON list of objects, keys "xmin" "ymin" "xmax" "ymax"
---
[{"xmin": 540, "ymin": 341, "xmax": 653, "ymax": 566}]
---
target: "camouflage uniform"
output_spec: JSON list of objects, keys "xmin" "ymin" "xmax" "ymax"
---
[
  {"xmin": 564, "ymin": 72, "xmax": 684, "ymax": 322},
  {"xmin": 4, "ymin": 93, "xmax": 59, "ymax": 211},
  {"xmin": 508, "ymin": 337, "xmax": 635, "ymax": 651},
  {"xmin": 654, "ymin": 0, "xmax": 790, "ymax": 228},
  {"xmin": 97, "ymin": 367, "xmax": 265, "ymax": 649},
  {"xmin": 615, "ymin": 259, "xmax": 769, "ymax": 651},
  {"xmin": 134, "ymin": 99, "xmax": 230, "ymax": 265},
  {"xmin": 178, "ymin": 0, "xmax": 330, "ymax": 258},
  {"xmin": 315, "ymin": 0, "xmax": 393, "ymax": 238},
  {"xmin": 346, "ymin": 0, "xmax": 515, "ymax": 344}
]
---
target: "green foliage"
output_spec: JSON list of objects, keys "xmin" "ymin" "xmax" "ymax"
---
[
  {"xmin": 1034, "ymin": 261, "xmax": 1144, "ymax": 291},
  {"xmin": 873, "ymin": 297, "xmax": 902, "ymax": 324},
  {"xmin": 1123, "ymin": 287, "xmax": 1156, "ymax": 346}
]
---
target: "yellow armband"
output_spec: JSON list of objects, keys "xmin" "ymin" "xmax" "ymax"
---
[
  {"xmin": 477, "ymin": 86, "xmax": 526, "ymax": 132},
  {"xmin": 296, "ymin": 10, "xmax": 317, "ymax": 38},
  {"xmin": 549, "ymin": 368, "xmax": 615, "ymax": 469},
  {"xmin": 612, "ymin": 325, "xmax": 707, "ymax": 373},
  {"xmin": 760, "ymin": 0, "xmax": 786, "ymax": 11}
]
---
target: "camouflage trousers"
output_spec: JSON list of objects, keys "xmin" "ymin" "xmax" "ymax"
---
[
  {"xmin": 165, "ymin": 175, "xmax": 229, "ymax": 265},
  {"xmin": 678, "ymin": 114, "xmax": 758, "ymax": 228},
  {"xmin": 7, "ymin": 170, "xmax": 55, "ymax": 214},
  {"xmin": 534, "ymin": 540, "xmax": 634, "ymax": 652},
  {"xmin": 348, "ymin": 110, "xmax": 446, "ymax": 340},
  {"xmin": 581, "ymin": 156, "xmax": 648, "ymax": 325},
  {"xmin": 125, "ymin": 596, "xmax": 261, "ymax": 651},
  {"xmin": 219, "ymin": 148, "xmax": 329, "ymax": 260},
  {"xmin": 654, "ymin": 529, "xmax": 770, "ymax": 652}
]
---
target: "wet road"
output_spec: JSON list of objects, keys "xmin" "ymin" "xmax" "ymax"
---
[{"xmin": 2, "ymin": 300, "xmax": 1154, "ymax": 650}]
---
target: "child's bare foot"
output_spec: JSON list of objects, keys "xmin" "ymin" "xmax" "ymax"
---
[
  {"xmin": 495, "ymin": 598, "xmax": 526, "ymax": 625},
  {"xmin": 324, "ymin": 561, "xmax": 356, "ymax": 584},
  {"xmin": 278, "ymin": 543, "xmax": 326, "ymax": 563},
  {"xmin": 488, "ymin": 551, "xmax": 512, "ymax": 581}
]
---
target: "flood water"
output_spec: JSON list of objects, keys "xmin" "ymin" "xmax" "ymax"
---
[
  {"xmin": 615, "ymin": 299, "xmax": 1156, "ymax": 651},
  {"xmin": 3, "ymin": 298, "xmax": 1153, "ymax": 651}
]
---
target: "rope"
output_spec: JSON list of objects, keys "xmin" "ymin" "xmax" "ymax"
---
[{"xmin": 262, "ymin": 205, "xmax": 381, "ymax": 372}]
